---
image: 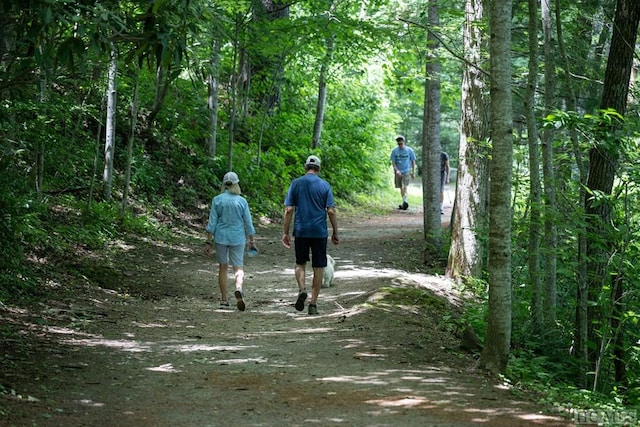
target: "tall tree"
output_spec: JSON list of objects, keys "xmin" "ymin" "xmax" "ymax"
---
[
  {"xmin": 103, "ymin": 49, "xmax": 118, "ymax": 202},
  {"xmin": 555, "ymin": 0, "xmax": 590, "ymax": 376},
  {"xmin": 541, "ymin": 0, "xmax": 558, "ymax": 331},
  {"xmin": 446, "ymin": 0, "xmax": 489, "ymax": 280},
  {"xmin": 422, "ymin": 0, "xmax": 443, "ymax": 250},
  {"xmin": 208, "ymin": 36, "xmax": 222, "ymax": 156},
  {"xmin": 134, "ymin": 1, "xmax": 202, "ymax": 129},
  {"xmin": 311, "ymin": 33, "xmax": 335, "ymax": 149},
  {"xmin": 227, "ymin": 11, "xmax": 247, "ymax": 172},
  {"xmin": 525, "ymin": 0, "xmax": 543, "ymax": 334},
  {"xmin": 479, "ymin": 0, "xmax": 513, "ymax": 374},
  {"xmin": 584, "ymin": 0, "xmax": 640, "ymax": 390},
  {"xmin": 249, "ymin": 0, "xmax": 290, "ymax": 113},
  {"xmin": 35, "ymin": 51, "xmax": 48, "ymax": 200},
  {"xmin": 122, "ymin": 68, "xmax": 139, "ymax": 214}
]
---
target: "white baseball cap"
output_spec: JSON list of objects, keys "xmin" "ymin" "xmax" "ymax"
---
[
  {"xmin": 305, "ymin": 155, "xmax": 321, "ymax": 168},
  {"xmin": 222, "ymin": 171, "xmax": 239, "ymax": 185}
]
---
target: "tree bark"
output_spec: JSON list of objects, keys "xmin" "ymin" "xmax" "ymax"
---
[
  {"xmin": 122, "ymin": 71, "xmax": 139, "ymax": 214},
  {"xmin": 249, "ymin": 0, "xmax": 289, "ymax": 113},
  {"xmin": 36, "ymin": 61, "xmax": 47, "ymax": 200},
  {"xmin": 422, "ymin": 0, "xmax": 443, "ymax": 251},
  {"xmin": 479, "ymin": 0, "xmax": 513, "ymax": 375},
  {"xmin": 312, "ymin": 33, "xmax": 335, "ymax": 149},
  {"xmin": 584, "ymin": 0, "xmax": 640, "ymax": 390},
  {"xmin": 525, "ymin": 0, "xmax": 543, "ymax": 334},
  {"xmin": 147, "ymin": 64, "xmax": 170, "ymax": 126},
  {"xmin": 208, "ymin": 37, "xmax": 222, "ymax": 157},
  {"xmin": 541, "ymin": 0, "xmax": 558, "ymax": 332},
  {"xmin": 103, "ymin": 49, "xmax": 118, "ymax": 202},
  {"xmin": 446, "ymin": 0, "xmax": 489, "ymax": 281},
  {"xmin": 555, "ymin": 0, "xmax": 589, "ymax": 380}
]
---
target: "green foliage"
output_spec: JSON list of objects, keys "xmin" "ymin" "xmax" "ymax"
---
[
  {"xmin": 508, "ymin": 349, "xmax": 566, "ymax": 385},
  {"xmin": 378, "ymin": 286, "xmax": 448, "ymax": 311},
  {"xmin": 0, "ymin": 115, "xmax": 42, "ymax": 298},
  {"xmin": 453, "ymin": 278, "xmax": 488, "ymax": 343},
  {"xmin": 507, "ymin": 108, "xmax": 640, "ymax": 406},
  {"xmin": 3, "ymin": 0, "xmax": 640, "ymax": 415},
  {"xmin": 0, "ymin": 187, "xmax": 165, "ymax": 303},
  {"xmin": 506, "ymin": 348, "xmax": 638, "ymax": 418}
]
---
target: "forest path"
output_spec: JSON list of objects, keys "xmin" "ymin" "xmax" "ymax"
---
[{"xmin": 1, "ymin": 184, "xmax": 574, "ymax": 426}]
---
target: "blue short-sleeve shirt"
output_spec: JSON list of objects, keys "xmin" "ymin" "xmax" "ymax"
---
[
  {"xmin": 390, "ymin": 146, "xmax": 416, "ymax": 174},
  {"xmin": 284, "ymin": 174, "xmax": 334, "ymax": 238}
]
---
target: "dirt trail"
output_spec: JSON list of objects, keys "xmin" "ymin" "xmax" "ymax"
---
[{"xmin": 1, "ymin": 191, "xmax": 574, "ymax": 426}]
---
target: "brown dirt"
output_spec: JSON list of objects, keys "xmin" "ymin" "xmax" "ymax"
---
[{"xmin": 0, "ymin": 196, "xmax": 575, "ymax": 426}]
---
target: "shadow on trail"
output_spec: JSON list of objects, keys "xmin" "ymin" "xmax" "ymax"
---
[{"xmin": 0, "ymin": 211, "xmax": 574, "ymax": 426}]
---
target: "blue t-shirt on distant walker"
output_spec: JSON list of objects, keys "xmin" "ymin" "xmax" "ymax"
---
[
  {"xmin": 390, "ymin": 145, "xmax": 416, "ymax": 175},
  {"xmin": 284, "ymin": 174, "xmax": 335, "ymax": 238}
]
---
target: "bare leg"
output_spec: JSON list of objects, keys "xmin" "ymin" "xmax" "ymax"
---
[
  {"xmin": 295, "ymin": 263, "xmax": 306, "ymax": 291},
  {"xmin": 218, "ymin": 263, "xmax": 228, "ymax": 302},
  {"xmin": 233, "ymin": 266, "xmax": 246, "ymax": 311},
  {"xmin": 310, "ymin": 267, "xmax": 323, "ymax": 305},
  {"xmin": 294, "ymin": 263, "xmax": 308, "ymax": 311},
  {"xmin": 232, "ymin": 266, "xmax": 244, "ymax": 291}
]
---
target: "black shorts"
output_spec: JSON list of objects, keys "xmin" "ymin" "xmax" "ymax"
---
[{"xmin": 294, "ymin": 237, "xmax": 328, "ymax": 268}]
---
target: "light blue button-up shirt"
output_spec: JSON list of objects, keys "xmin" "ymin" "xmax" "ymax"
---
[{"xmin": 206, "ymin": 191, "xmax": 255, "ymax": 246}]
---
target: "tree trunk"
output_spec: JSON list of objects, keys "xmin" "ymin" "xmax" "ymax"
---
[
  {"xmin": 541, "ymin": 0, "xmax": 558, "ymax": 332},
  {"xmin": 103, "ymin": 49, "xmax": 118, "ymax": 202},
  {"xmin": 88, "ymin": 104, "xmax": 103, "ymax": 210},
  {"xmin": 147, "ymin": 64, "xmax": 170, "ymax": 126},
  {"xmin": 122, "ymin": 72, "xmax": 139, "ymax": 214},
  {"xmin": 611, "ymin": 275, "xmax": 626, "ymax": 383},
  {"xmin": 584, "ymin": 0, "xmax": 640, "ymax": 390},
  {"xmin": 555, "ymin": 0, "xmax": 588, "ymax": 380},
  {"xmin": 479, "ymin": 0, "xmax": 513, "ymax": 375},
  {"xmin": 249, "ymin": 0, "xmax": 289, "ymax": 113},
  {"xmin": 228, "ymin": 13, "xmax": 244, "ymax": 172},
  {"xmin": 422, "ymin": 0, "xmax": 443, "ymax": 252},
  {"xmin": 525, "ymin": 0, "xmax": 543, "ymax": 335},
  {"xmin": 446, "ymin": 0, "xmax": 489, "ymax": 280},
  {"xmin": 208, "ymin": 37, "xmax": 222, "ymax": 157},
  {"xmin": 311, "ymin": 34, "xmax": 335, "ymax": 149},
  {"xmin": 36, "ymin": 63, "xmax": 47, "ymax": 200}
]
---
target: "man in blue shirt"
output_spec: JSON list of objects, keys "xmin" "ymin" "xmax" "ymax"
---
[
  {"xmin": 282, "ymin": 155, "xmax": 339, "ymax": 315},
  {"xmin": 390, "ymin": 135, "xmax": 416, "ymax": 210}
]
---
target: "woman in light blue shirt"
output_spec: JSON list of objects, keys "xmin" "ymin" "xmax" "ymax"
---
[{"xmin": 205, "ymin": 172, "xmax": 257, "ymax": 311}]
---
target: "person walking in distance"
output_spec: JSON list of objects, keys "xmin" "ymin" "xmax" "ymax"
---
[
  {"xmin": 390, "ymin": 135, "xmax": 416, "ymax": 210},
  {"xmin": 440, "ymin": 151, "xmax": 450, "ymax": 214},
  {"xmin": 282, "ymin": 155, "xmax": 339, "ymax": 315},
  {"xmin": 205, "ymin": 172, "xmax": 257, "ymax": 311}
]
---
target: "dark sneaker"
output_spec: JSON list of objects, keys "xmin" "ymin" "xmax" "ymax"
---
[
  {"xmin": 308, "ymin": 304, "xmax": 318, "ymax": 315},
  {"xmin": 295, "ymin": 291, "xmax": 307, "ymax": 311},
  {"xmin": 220, "ymin": 301, "xmax": 230, "ymax": 308},
  {"xmin": 234, "ymin": 290, "xmax": 246, "ymax": 311},
  {"xmin": 402, "ymin": 201, "xmax": 409, "ymax": 210}
]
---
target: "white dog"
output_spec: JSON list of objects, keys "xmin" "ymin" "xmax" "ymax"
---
[{"xmin": 322, "ymin": 254, "xmax": 336, "ymax": 288}]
